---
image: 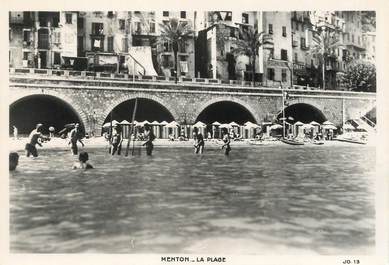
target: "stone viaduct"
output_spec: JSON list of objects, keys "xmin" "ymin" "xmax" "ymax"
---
[{"xmin": 9, "ymin": 68, "xmax": 376, "ymax": 135}]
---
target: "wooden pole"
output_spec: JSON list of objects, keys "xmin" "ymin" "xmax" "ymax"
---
[{"xmin": 125, "ymin": 97, "xmax": 138, "ymax": 156}]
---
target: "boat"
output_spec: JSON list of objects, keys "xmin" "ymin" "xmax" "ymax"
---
[
  {"xmin": 280, "ymin": 138, "xmax": 304, "ymax": 145},
  {"xmin": 335, "ymin": 138, "xmax": 367, "ymax": 145},
  {"xmin": 312, "ymin": 140, "xmax": 324, "ymax": 145}
]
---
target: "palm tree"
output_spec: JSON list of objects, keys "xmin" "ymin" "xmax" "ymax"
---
[
  {"xmin": 158, "ymin": 18, "xmax": 193, "ymax": 83},
  {"xmin": 232, "ymin": 26, "xmax": 273, "ymax": 86},
  {"xmin": 309, "ymin": 28, "xmax": 341, "ymax": 90}
]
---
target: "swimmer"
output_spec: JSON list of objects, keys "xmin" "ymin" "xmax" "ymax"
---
[{"xmin": 72, "ymin": 151, "xmax": 93, "ymax": 169}]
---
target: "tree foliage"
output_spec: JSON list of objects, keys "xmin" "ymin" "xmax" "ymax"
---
[
  {"xmin": 342, "ymin": 60, "xmax": 376, "ymax": 92},
  {"xmin": 309, "ymin": 29, "xmax": 342, "ymax": 89},
  {"xmin": 158, "ymin": 18, "xmax": 193, "ymax": 82},
  {"xmin": 232, "ymin": 26, "xmax": 273, "ymax": 85}
]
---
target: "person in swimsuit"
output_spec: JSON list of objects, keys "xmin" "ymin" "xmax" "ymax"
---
[
  {"xmin": 72, "ymin": 151, "xmax": 93, "ymax": 169},
  {"xmin": 69, "ymin": 123, "xmax": 84, "ymax": 155},
  {"xmin": 110, "ymin": 125, "xmax": 123, "ymax": 155},
  {"xmin": 193, "ymin": 129, "xmax": 205, "ymax": 154},
  {"xmin": 221, "ymin": 129, "xmax": 231, "ymax": 156},
  {"xmin": 142, "ymin": 124, "xmax": 155, "ymax": 156},
  {"xmin": 9, "ymin": 152, "xmax": 19, "ymax": 171},
  {"xmin": 25, "ymin": 123, "xmax": 48, "ymax": 157}
]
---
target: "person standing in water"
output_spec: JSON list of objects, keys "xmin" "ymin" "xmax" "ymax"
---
[
  {"xmin": 110, "ymin": 125, "xmax": 123, "ymax": 155},
  {"xmin": 69, "ymin": 123, "xmax": 84, "ymax": 155},
  {"xmin": 193, "ymin": 129, "xmax": 205, "ymax": 154},
  {"xmin": 25, "ymin": 123, "xmax": 49, "ymax": 157},
  {"xmin": 142, "ymin": 124, "xmax": 155, "ymax": 156},
  {"xmin": 221, "ymin": 129, "xmax": 231, "ymax": 156}
]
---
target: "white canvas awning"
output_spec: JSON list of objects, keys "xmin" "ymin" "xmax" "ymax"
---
[{"xmin": 126, "ymin": 46, "xmax": 158, "ymax": 76}]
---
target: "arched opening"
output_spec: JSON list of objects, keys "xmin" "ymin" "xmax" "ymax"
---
[
  {"xmin": 277, "ymin": 103, "xmax": 326, "ymax": 124},
  {"xmin": 195, "ymin": 101, "xmax": 257, "ymax": 139},
  {"xmin": 9, "ymin": 95, "xmax": 84, "ymax": 136},
  {"xmin": 103, "ymin": 98, "xmax": 175, "ymax": 125},
  {"xmin": 196, "ymin": 101, "xmax": 256, "ymax": 124}
]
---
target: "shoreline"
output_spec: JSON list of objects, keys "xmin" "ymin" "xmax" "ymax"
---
[{"xmin": 9, "ymin": 136, "xmax": 376, "ymax": 152}]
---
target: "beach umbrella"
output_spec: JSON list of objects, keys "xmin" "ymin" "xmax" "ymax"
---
[
  {"xmin": 323, "ymin": 124, "xmax": 337, "ymax": 130},
  {"xmin": 229, "ymin": 121, "xmax": 240, "ymax": 127},
  {"xmin": 244, "ymin": 121, "xmax": 260, "ymax": 128},
  {"xmin": 294, "ymin": 121, "xmax": 304, "ymax": 126},
  {"xmin": 270, "ymin": 124, "xmax": 283, "ymax": 130},
  {"xmin": 142, "ymin": 120, "xmax": 150, "ymax": 125},
  {"xmin": 262, "ymin": 121, "xmax": 273, "ymax": 126},
  {"xmin": 309, "ymin": 121, "xmax": 320, "ymax": 126},
  {"xmin": 120, "ymin": 120, "xmax": 131, "ymax": 125},
  {"xmin": 160, "ymin": 121, "xmax": 169, "ymax": 126},
  {"xmin": 287, "ymin": 116, "xmax": 295, "ymax": 121},
  {"xmin": 220, "ymin": 123, "xmax": 232, "ymax": 129},
  {"xmin": 302, "ymin": 123, "xmax": 314, "ymax": 129},
  {"xmin": 212, "ymin": 121, "xmax": 221, "ymax": 126},
  {"xmin": 165, "ymin": 121, "xmax": 180, "ymax": 128},
  {"xmin": 102, "ymin": 122, "xmax": 111, "ymax": 128},
  {"xmin": 193, "ymin": 121, "xmax": 206, "ymax": 128},
  {"xmin": 150, "ymin": 120, "xmax": 160, "ymax": 125},
  {"xmin": 322, "ymin": 120, "xmax": 334, "ymax": 126}
]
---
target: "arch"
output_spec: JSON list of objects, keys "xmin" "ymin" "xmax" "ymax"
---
[
  {"xmin": 100, "ymin": 93, "xmax": 179, "ymax": 126},
  {"xmin": 195, "ymin": 97, "xmax": 259, "ymax": 124},
  {"xmin": 277, "ymin": 103, "xmax": 327, "ymax": 124},
  {"xmin": 10, "ymin": 91, "xmax": 87, "ymax": 134}
]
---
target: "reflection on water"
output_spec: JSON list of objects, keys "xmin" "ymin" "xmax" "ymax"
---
[{"xmin": 10, "ymin": 145, "xmax": 375, "ymax": 254}]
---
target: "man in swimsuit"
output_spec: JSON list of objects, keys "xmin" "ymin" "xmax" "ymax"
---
[
  {"xmin": 69, "ymin": 123, "xmax": 84, "ymax": 155},
  {"xmin": 25, "ymin": 123, "xmax": 48, "ymax": 157},
  {"xmin": 110, "ymin": 125, "xmax": 123, "ymax": 155},
  {"xmin": 143, "ymin": 124, "xmax": 155, "ymax": 156},
  {"xmin": 221, "ymin": 129, "xmax": 231, "ymax": 156},
  {"xmin": 193, "ymin": 129, "xmax": 205, "ymax": 154}
]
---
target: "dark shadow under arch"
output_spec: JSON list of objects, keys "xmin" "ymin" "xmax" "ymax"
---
[
  {"xmin": 10, "ymin": 95, "xmax": 84, "ymax": 135},
  {"xmin": 277, "ymin": 103, "xmax": 327, "ymax": 124},
  {"xmin": 196, "ymin": 101, "xmax": 256, "ymax": 125},
  {"xmin": 103, "ymin": 98, "xmax": 175, "ymax": 125}
]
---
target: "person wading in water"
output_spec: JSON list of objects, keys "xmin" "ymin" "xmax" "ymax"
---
[
  {"xmin": 142, "ymin": 124, "xmax": 155, "ymax": 156},
  {"xmin": 221, "ymin": 128, "xmax": 231, "ymax": 156},
  {"xmin": 25, "ymin": 123, "xmax": 49, "ymax": 157},
  {"xmin": 193, "ymin": 129, "xmax": 205, "ymax": 154},
  {"xmin": 69, "ymin": 123, "xmax": 84, "ymax": 155}
]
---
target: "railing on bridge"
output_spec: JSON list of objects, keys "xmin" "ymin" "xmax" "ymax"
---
[{"xmin": 9, "ymin": 67, "xmax": 372, "ymax": 93}]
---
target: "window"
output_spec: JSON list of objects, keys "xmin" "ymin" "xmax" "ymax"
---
[
  {"xmin": 179, "ymin": 41, "xmax": 186, "ymax": 53},
  {"xmin": 300, "ymin": 37, "xmax": 306, "ymax": 49},
  {"xmin": 91, "ymin": 37, "xmax": 104, "ymax": 52},
  {"xmin": 294, "ymin": 53, "xmax": 298, "ymax": 62},
  {"xmin": 296, "ymin": 22, "xmax": 299, "ymax": 31},
  {"xmin": 180, "ymin": 11, "xmax": 186, "ymax": 19},
  {"xmin": 122, "ymin": 37, "xmax": 128, "ymax": 52},
  {"xmin": 291, "ymin": 21, "xmax": 294, "ymax": 30},
  {"xmin": 267, "ymin": 68, "xmax": 275, "ymax": 81},
  {"xmin": 268, "ymin": 24, "xmax": 273, "ymax": 34},
  {"xmin": 225, "ymin": 12, "xmax": 232, "ymax": 21},
  {"xmin": 107, "ymin": 11, "xmax": 114, "ymax": 18},
  {"xmin": 23, "ymin": 51, "xmax": 29, "ymax": 60},
  {"xmin": 65, "ymin": 13, "xmax": 72, "ymax": 24},
  {"xmin": 352, "ymin": 34, "xmax": 354, "ymax": 43},
  {"xmin": 53, "ymin": 32, "xmax": 61, "ymax": 44},
  {"xmin": 119, "ymin": 19, "xmax": 125, "ymax": 30},
  {"xmin": 53, "ymin": 52, "xmax": 61, "ymax": 65},
  {"xmin": 358, "ymin": 36, "xmax": 360, "ymax": 45},
  {"xmin": 163, "ymin": 11, "xmax": 169, "ymax": 17},
  {"xmin": 134, "ymin": 22, "xmax": 141, "ymax": 33},
  {"xmin": 282, "ymin": 26, "xmax": 287, "ymax": 37},
  {"xmin": 23, "ymin": 30, "xmax": 30, "ymax": 42},
  {"xmin": 52, "ymin": 14, "xmax": 59, "ymax": 27},
  {"xmin": 108, "ymin": 36, "xmax": 114, "ymax": 52},
  {"xmin": 150, "ymin": 22, "xmax": 155, "ymax": 33},
  {"xmin": 77, "ymin": 17, "xmax": 84, "ymax": 30},
  {"xmin": 242, "ymin": 13, "xmax": 249, "ymax": 24},
  {"xmin": 282, "ymin": 69, "xmax": 287, "ymax": 82},
  {"xmin": 281, "ymin": 49, "xmax": 288, "ymax": 61},
  {"xmin": 92, "ymin": 23, "xmax": 104, "ymax": 35},
  {"xmin": 269, "ymin": 48, "xmax": 274, "ymax": 59},
  {"xmin": 163, "ymin": 41, "xmax": 171, "ymax": 52}
]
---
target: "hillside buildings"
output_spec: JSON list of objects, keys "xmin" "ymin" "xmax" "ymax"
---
[{"xmin": 9, "ymin": 11, "xmax": 374, "ymax": 90}]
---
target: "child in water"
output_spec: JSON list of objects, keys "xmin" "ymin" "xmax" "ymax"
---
[{"xmin": 72, "ymin": 151, "xmax": 93, "ymax": 169}]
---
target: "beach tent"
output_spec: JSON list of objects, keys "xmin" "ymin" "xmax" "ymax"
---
[
  {"xmin": 229, "ymin": 121, "xmax": 240, "ymax": 127},
  {"xmin": 220, "ymin": 123, "xmax": 232, "ymax": 129},
  {"xmin": 160, "ymin": 121, "xmax": 169, "ymax": 125},
  {"xmin": 193, "ymin": 121, "xmax": 206, "ymax": 128},
  {"xmin": 165, "ymin": 121, "xmax": 180, "ymax": 138},
  {"xmin": 244, "ymin": 122, "xmax": 260, "ymax": 138},
  {"xmin": 120, "ymin": 120, "xmax": 131, "ymax": 125},
  {"xmin": 212, "ymin": 121, "xmax": 221, "ymax": 126},
  {"xmin": 322, "ymin": 120, "xmax": 334, "ymax": 126},
  {"xmin": 270, "ymin": 124, "xmax": 283, "ymax": 130},
  {"xmin": 294, "ymin": 121, "xmax": 304, "ymax": 137},
  {"xmin": 309, "ymin": 121, "xmax": 320, "ymax": 126}
]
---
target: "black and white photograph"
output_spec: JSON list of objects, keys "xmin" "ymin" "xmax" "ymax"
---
[{"xmin": 3, "ymin": 4, "xmax": 387, "ymax": 265}]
